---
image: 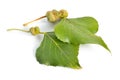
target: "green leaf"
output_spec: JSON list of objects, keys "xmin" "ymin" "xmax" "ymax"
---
[
  {"xmin": 54, "ymin": 17, "xmax": 110, "ymax": 52},
  {"xmin": 69, "ymin": 17, "xmax": 98, "ymax": 34},
  {"xmin": 36, "ymin": 32, "xmax": 81, "ymax": 69}
]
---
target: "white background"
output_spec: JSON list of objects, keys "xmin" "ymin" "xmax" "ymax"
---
[{"xmin": 0, "ymin": 0, "xmax": 118, "ymax": 80}]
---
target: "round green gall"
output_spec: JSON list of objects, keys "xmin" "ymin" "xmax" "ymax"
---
[
  {"xmin": 30, "ymin": 26, "xmax": 40, "ymax": 35},
  {"xmin": 46, "ymin": 10, "xmax": 59, "ymax": 22},
  {"xmin": 59, "ymin": 9, "xmax": 68, "ymax": 18}
]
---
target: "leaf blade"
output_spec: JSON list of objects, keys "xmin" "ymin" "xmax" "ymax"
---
[
  {"xmin": 55, "ymin": 18, "xmax": 110, "ymax": 52},
  {"xmin": 69, "ymin": 17, "xmax": 99, "ymax": 34},
  {"xmin": 36, "ymin": 32, "xmax": 81, "ymax": 69}
]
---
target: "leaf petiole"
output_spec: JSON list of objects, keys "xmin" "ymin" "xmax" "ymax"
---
[
  {"xmin": 7, "ymin": 28, "xmax": 30, "ymax": 33},
  {"xmin": 7, "ymin": 27, "xmax": 45, "ymax": 35}
]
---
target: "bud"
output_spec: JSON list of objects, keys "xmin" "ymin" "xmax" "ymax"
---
[
  {"xmin": 30, "ymin": 26, "xmax": 40, "ymax": 35},
  {"xmin": 59, "ymin": 9, "xmax": 68, "ymax": 18}
]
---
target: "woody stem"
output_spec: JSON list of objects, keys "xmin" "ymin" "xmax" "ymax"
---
[{"xmin": 23, "ymin": 16, "xmax": 46, "ymax": 26}]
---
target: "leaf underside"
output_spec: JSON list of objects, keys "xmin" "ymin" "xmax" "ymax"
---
[
  {"xmin": 55, "ymin": 17, "xmax": 110, "ymax": 52},
  {"xmin": 36, "ymin": 32, "xmax": 81, "ymax": 69}
]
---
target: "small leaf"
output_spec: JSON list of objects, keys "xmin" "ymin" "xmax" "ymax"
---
[
  {"xmin": 55, "ymin": 17, "xmax": 110, "ymax": 52},
  {"xmin": 36, "ymin": 32, "xmax": 81, "ymax": 69}
]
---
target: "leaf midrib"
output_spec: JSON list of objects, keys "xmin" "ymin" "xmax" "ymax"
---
[{"xmin": 45, "ymin": 33, "xmax": 78, "ymax": 66}]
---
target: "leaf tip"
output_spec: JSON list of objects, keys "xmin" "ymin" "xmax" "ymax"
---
[
  {"xmin": 108, "ymin": 49, "xmax": 112, "ymax": 55},
  {"xmin": 70, "ymin": 64, "xmax": 82, "ymax": 69}
]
